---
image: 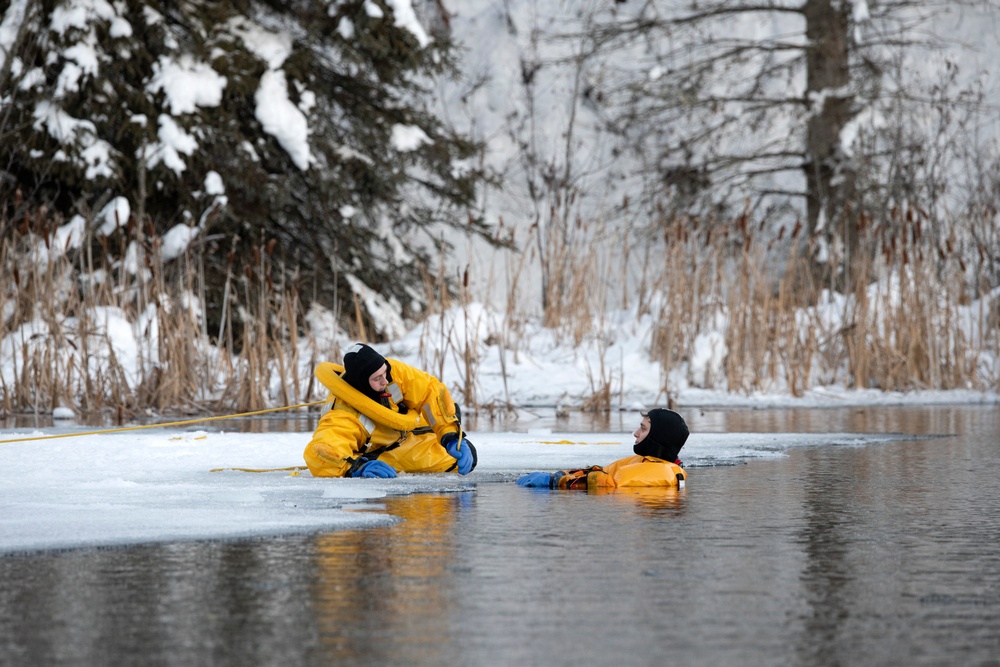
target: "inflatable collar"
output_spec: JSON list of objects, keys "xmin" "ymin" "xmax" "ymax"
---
[{"xmin": 315, "ymin": 361, "xmax": 421, "ymax": 432}]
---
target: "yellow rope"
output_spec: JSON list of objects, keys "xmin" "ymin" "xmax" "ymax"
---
[
  {"xmin": 0, "ymin": 399, "xmax": 328, "ymax": 445},
  {"xmin": 210, "ymin": 466, "xmax": 308, "ymax": 474}
]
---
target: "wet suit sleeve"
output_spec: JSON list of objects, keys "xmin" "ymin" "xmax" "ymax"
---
[
  {"xmin": 552, "ymin": 466, "xmax": 613, "ymax": 490},
  {"xmin": 388, "ymin": 358, "xmax": 461, "ymax": 441},
  {"xmin": 303, "ymin": 408, "xmax": 368, "ymax": 477}
]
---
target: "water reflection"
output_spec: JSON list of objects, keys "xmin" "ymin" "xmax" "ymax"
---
[
  {"xmin": 5, "ymin": 403, "xmax": 994, "ymax": 439},
  {"xmin": 311, "ymin": 494, "xmax": 465, "ymax": 664},
  {"xmin": 795, "ymin": 450, "xmax": 856, "ymax": 666},
  {"xmin": 2, "ymin": 406, "xmax": 999, "ymax": 667},
  {"xmin": 564, "ymin": 485, "xmax": 686, "ymax": 514},
  {"xmin": 689, "ymin": 404, "xmax": 999, "ymax": 436}
]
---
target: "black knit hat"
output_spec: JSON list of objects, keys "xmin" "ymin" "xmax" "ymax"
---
[
  {"xmin": 341, "ymin": 343, "xmax": 389, "ymax": 394},
  {"xmin": 634, "ymin": 408, "xmax": 689, "ymax": 462}
]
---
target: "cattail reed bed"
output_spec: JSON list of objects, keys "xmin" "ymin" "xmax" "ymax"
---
[{"xmin": 1, "ymin": 205, "xmax": 998, "ymax": 419}]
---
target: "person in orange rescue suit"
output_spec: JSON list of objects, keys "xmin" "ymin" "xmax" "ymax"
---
[
  {"xmin": 304, "ymin": 343, "xmax": 477, "ymax": 478},
  {"xmin": 516, "ymin": 408, "xmax": 688, "ymax": 490}
]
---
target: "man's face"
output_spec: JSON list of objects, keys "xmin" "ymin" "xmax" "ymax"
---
[
  {"xmin": 633, "ymin": 416, "xmax": 651, "ymax": 444},
  {"xmin": 368, "ymin": 364, "xmax": 389, "ymax": 392}
]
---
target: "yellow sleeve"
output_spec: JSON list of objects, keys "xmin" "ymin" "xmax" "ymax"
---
[
  {"xmin": 388, "ymin": 358, "xmax": 460, "ymax": 441},
  {"xmin": 552, "ymin": 466, "xmax": 613, "ymax": 489},
  {"xmin": 303, "ymin": 408, "xmax": 368, "ymax": 477}
]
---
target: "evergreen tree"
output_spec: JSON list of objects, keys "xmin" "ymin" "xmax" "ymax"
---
[{"xmin": 1, "ymin": 0, "xmax": 497, "ymax": 339}]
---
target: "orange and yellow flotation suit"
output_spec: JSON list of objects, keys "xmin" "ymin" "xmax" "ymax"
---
[
  {"xmin": 303, "ymin": 359, "xmax": 462, "ymax": 477},
  {"xmin": 551, "ymin": 454, "xmax": 687, "ymax": 490}
]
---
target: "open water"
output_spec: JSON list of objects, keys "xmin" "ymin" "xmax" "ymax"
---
[{"xmin": 1, "ymin": 405, "xmax": 999, "ymax": 666}]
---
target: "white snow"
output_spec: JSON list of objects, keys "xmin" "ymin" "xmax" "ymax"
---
[
  {"xmin": 146, "ymin": 55, "xmax": 227, "ymax": 115},
  {"xmin": 337, "ymin": 17, "xmax": 355, "ymax": 40},
  {"xmin": 158, "ymin": 223, "xmax": 200, "ymax": 262},
  {"xmin": 850, "ymin": 0, "xmax": 871, "ymax": 23},
  {"xmin": 226, "ymin": 16, "xmax": 293, "ymax": 69},
  {"xmin": 255, "ymin": 70, "xmax": 312, "ymax": 170},
  {"xmin": 391, "ymin": 123, "xmax": 432, "ymax": 152},
  {"xmin": 146, "ymin": 114, "xmax": 199, "ymax": 175},
  {"xmin": 48, "ymin": 0, "xmax": 116, "ymax": 36},
  {"xmin": 224, "ymin": 15, "xmax": 314, "ymax": 170},
  {"xmin": 0, "ymin": 1, "xmax": 31, "ymax": 73},
  {"xmin": 385, "ymin": 0, "xmax": 431, "ymax": 48},
  {"xmin": 52, "ymin": 215, "xmax": 86, "ymax": 254},
  {"xmin": 344, "ymin": 273, "xmax": 408, "ymax": 339},
  {"xmin": 204, "ymin": 170, "xmax": 225, "ymax": 195},
  {"xmin": 95, "ymin": 196, "xmax": 130, "ymax": 236},
  {"xmin": 31, "ymin": 101, "xmax": 116, "ymax": 179}
]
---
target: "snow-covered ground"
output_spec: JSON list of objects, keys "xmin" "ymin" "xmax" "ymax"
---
[{"xmin": 374, "ymin": 297, "xmax": 1000, "ymax": 411}]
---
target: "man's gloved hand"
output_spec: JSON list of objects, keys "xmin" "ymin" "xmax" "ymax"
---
[
  {"xmin": 349, "ymin": 459, "xmax": 397, "ymax": 479},
  {"xmin": 441, "ymin": 433, "xmax": 477, "ymax": 475},
  {"xmin": 516, "ymin": 471, "xmax": 555, "ymax": 488}
]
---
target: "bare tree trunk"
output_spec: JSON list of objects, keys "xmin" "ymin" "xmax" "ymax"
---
[{"xmin": 803, "ymin": 0, "xmax": 857, "ymax": 290}]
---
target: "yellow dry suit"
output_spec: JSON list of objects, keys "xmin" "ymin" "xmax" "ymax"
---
[
  {"xmin": 551, "ymin": 455, "xmax": 687, "ymax": 490},
  {"xmin": 303, "ymin": 359, "xmax": 467, "ymax": 477}
]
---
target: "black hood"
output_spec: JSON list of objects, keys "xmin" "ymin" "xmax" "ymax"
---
[
  {"xmin": 341, "ymin": 343, "xmax": 390, "ymax": 402},
  {"xmin": 634, "ymin": 408, "xmax": 689, "ymax": 462}
]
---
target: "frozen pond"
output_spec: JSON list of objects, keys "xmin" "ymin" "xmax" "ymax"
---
[{"xmin": 1, "ymin": 405, "xmax": 999, "ymax": 665}]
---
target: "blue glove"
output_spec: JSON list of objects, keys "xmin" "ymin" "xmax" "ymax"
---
[
  {"xmin": 517, "ymin": 471, "xmax": 555, "ymax": 488},
  {"xmin": 351, "ymin": 459, "xmax": 397, "ymax": 479},
  {"xmin": 442, "ymin": 433, "xmax": 476, "ymax": 475}
]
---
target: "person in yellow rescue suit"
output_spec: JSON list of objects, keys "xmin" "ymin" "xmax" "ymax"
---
[
  {"xmin": 304, "ymin": 343, "xmax": 477, "ymax": 478},
  {"xmin": 516, "ymin": 408, "xmax": 688, "ymax": 490}
]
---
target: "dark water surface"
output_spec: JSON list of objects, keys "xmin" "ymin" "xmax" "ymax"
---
[{"xmin": 2, "ymin": 406, "xmax": 999, "ymax": 666}]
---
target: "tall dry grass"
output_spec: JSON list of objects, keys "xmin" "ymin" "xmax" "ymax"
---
[
  {"xmin": 496, "ymin": 205, "xmax": 998, "ymax": 408},
  {"xmin": 2, "ymin": 200, "xmax": 997, "ymax": 420},
  {"xmin": 0, "ymin": 206, "xmax": 324, "ymax": 420}
]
